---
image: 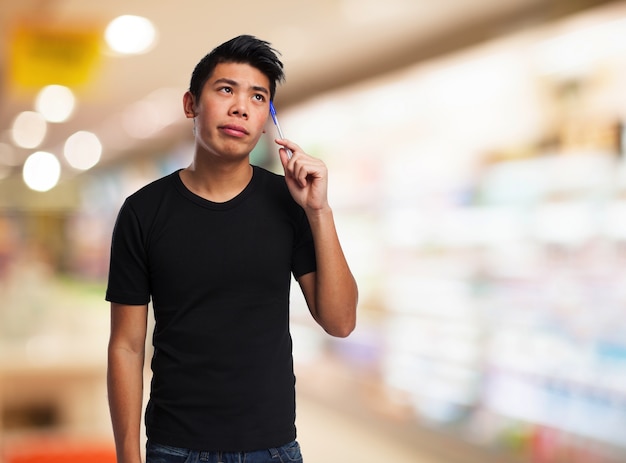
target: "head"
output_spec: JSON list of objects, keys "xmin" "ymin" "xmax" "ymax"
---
[{"xmin": 189, "ymin": 35, "xmax": 285, "ymax": 103}]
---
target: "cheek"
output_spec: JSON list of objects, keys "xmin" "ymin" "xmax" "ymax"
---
[{"xmin": 253, "ymin": 111, "xmax": 270, "ymax": 131}]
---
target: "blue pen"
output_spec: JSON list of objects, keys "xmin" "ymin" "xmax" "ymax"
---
[{"xmin": 269, "ymin": 101, "xmax": 293, "ymax": 159}]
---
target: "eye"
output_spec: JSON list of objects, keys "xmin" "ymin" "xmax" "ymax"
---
[
  {"xmin": 253, "ymin": 93, "xmax": 266, "ymax": 102},
  {"xmin": 219, "ymin": 86, "xmax": 233, "ymax": 94}
]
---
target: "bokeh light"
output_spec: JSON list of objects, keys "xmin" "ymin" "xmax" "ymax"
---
[
  {"xmin": 11, "ymin": 111, "xmax": 47, "ymax": 149},
  {"xmin": 105, "ymin": 15, "xmax": 157, "ymax": 55},
  {"xmin": 22, "ymin": 151, "xmax": 61, "ymax": 192},
  {"xmin": 35, "ymin": 85, "xmax": 76, "ymax": 123},
  {"xmin": 64, "ymin": 131, "xmax": 102, "ymax": 170}
]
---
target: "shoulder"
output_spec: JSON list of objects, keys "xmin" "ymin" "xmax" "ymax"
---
[
  {"xmin": 126, "ymin": 170, "xmax": 180, "ymax": 204},
  {"xmin": 253, "ymin": 164, "xmax": 284, "ymax": 183},
  {"xmin": 252, "ymin": 165, "xmax": 290, "ymax": 197},
  {"xmin": 117, "ymin": 170, "xmax": 182, "ymax": 224},
  {"xmin": 251, "ymin": 165, "xmax": 307, "ymax": 220}
]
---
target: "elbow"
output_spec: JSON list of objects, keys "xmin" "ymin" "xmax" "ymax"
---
[
  {"xmin": 315, "ymin": 283, "xmax": 358, "ymax": 338},
  {"xmin": 328, "ymin": 290, "xmax": 358, "ymax": 338},
  {"xmin": 327, "ymin": 321, "xmax": 355, "ymax": 338},
  {"xmin": 324, "ymin": 306, "xmax": 357, "ymax": 338}
]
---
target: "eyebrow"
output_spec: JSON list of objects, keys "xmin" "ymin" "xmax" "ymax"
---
[{"xmin": 213, "ymin": 77, "xmax": 269, "ymax": 96}]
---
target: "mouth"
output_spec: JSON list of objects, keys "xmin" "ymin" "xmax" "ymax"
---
[{"xmin": 219, "ymin": 124, "xmax": 249, "ymax": 137}]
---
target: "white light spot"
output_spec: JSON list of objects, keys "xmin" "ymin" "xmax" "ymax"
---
[
  {"xmin": 12, "ymin": 111, "xmax": 47, "ymax": 149},
  {"xmin": 64, "ymin": 131, "xmax": 102, "ymax": 170},
  {"xmin": 35, "ymin": 85, "xmax": 76, "ymax": 123},
  {"xmin": 23, "ymin": 151, "xmax": 61, "ymax": 192},
  {"xmin": 105, "ymin": 15, "xmax": 157, "ymax": 55}
]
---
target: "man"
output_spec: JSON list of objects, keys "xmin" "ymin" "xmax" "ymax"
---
[{"xmin": 106, "ymin": 35, "xmax": 358, "ymax": 463}]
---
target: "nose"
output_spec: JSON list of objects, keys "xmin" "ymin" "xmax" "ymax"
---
[{"xmin": 229, "ymin": 97, "xmax": 248, "ymax": 119}]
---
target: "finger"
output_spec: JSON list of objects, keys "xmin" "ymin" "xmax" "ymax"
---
[
  {"xmin": 294, "ymin": 161, "xmax": 310, "ymax": 188},
  {"xmin": 275, "ymin": 138, "xmax": 301, "ymax": 155},
  {"xmin": 278, "ymin": 147, "xmax": 290, "ymax": 170}
]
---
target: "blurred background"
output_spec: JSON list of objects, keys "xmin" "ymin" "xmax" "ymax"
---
[{"xmin": 1, "ymin": 0, "xmax": 626, "ymax": 462}]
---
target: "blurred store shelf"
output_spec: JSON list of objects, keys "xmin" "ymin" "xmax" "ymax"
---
[{"xmin": 295, "ymin": 352, "xmax": 525, "ymax": 463}]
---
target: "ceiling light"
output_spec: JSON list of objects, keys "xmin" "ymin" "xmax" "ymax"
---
[
  {"xmin": 105, "ymin": 15, "xmax": 157, "ymax": 55},
  {"xmin": 22, "ymin": 151, "xmax": 61, "ymax": 192},
  {"xmin": 11, "ymin": 111, "xmax": 47, "ymax": 149},
  {"xmin": 64, "ymin": 131, "xmax": 102, "ymax": 170},
  {"xmin": 35, "ymin": 85, "xmax": 76, "ymax": 123}
]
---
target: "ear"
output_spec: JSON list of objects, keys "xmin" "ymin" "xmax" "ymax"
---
[{"xmin": 183, "ymin": 91, "xmax": 197, "ymax": 118}]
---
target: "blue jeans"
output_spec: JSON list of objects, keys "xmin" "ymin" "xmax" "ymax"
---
[{"xmin": 145, "ymin": 440, "xmax": 303, "ymax": 463}]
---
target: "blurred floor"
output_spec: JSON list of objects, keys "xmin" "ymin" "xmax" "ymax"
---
[{"xmin": 296, "ymin": 394, "xmax": 440, "ymax": 463}]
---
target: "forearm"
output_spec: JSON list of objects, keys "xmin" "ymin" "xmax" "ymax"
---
[
  {"xmin": 306, "ymin": 207, "xmax": 358, "ymax": 337},
  {"xmin": 107, "ymin": 345, "xmax": 145, "ymax": 463}
]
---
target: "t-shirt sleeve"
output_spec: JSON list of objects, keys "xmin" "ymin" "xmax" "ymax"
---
[
  {"xmin": 291, "ymin": 209, "xmax": 317, "ymax": 278},
  {"xmin": 105, "ymin": 199, "xmax": 151, "ymax": 305}
]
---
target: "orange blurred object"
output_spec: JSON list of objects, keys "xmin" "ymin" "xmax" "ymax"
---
[{"xmin": 3, "ymin": 438, "xmax": 116, "ymax": 463}]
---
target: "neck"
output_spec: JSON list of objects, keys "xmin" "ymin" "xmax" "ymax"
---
[{"xmin": 180, "ymin": 155, "xmax": 253, "ymax": 203}]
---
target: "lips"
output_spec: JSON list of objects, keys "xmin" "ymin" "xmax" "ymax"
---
[{"xmin": 220, "ymin": 124, "xmax": 249, "ymax": 137}]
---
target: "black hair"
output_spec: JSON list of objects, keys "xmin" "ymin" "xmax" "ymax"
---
[{"xmin": 189, "ymin": 35, "xmax": 285, "ymax": 101}]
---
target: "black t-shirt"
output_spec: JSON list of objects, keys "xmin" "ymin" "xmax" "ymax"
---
[{"xmin": 106, "ymin": 166, "xmax": 316, "ymax": 451}]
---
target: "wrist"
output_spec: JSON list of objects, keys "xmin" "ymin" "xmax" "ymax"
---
[{"xmin": 305, "ymin": 205, "xmax": 334, "ymax": 229}]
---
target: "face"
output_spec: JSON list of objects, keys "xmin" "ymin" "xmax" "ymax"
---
[{"xmin": 183, "ymin": 62, "xmax": 271, "ymax": 159}]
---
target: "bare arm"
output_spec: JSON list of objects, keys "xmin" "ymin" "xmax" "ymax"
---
[
  {"xmin": 297, "ymin": 208, "xmax": 358, "ymax": 337},
  {"xmin": 107, "ymin": 302, "xmax": 148, "ymax": 463},
  {"xmin": 278, "ymin": 140, "xmax": 358, "ymax": 337}
]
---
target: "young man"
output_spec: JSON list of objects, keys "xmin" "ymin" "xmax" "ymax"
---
[{"xmin": 106, "ymin": 35, "xmax": 358, "ymax": 463}]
